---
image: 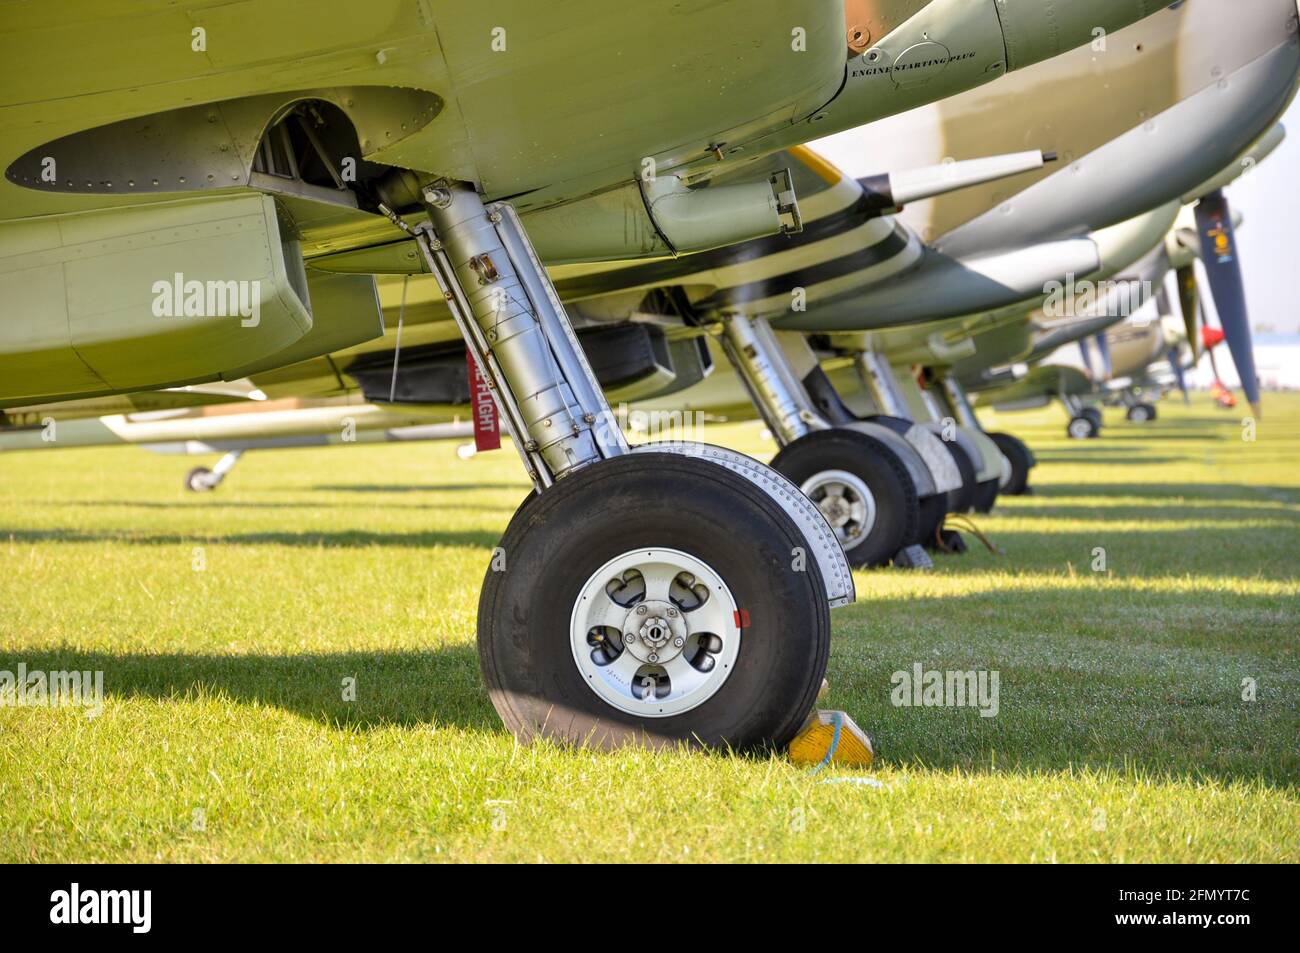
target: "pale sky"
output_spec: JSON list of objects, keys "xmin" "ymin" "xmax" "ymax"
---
[{"xmin": 1224, "ymin": 98, "xmax": 1300, "ymax": 337}]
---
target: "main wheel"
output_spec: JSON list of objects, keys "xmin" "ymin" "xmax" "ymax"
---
[
  {"xmin": 478, "ymin": 453, "xmax": 831, "ymax": 752},
  {"xmin": 988, "ymin": 433, "xmax": 1033, "ymax": 496},
  {"xmin": 1126, "ymin": 402, "xmax": 1156, "ymax": 422},
  {"xmin": 942, "ymin": 440, "xmax": 978, "ymax": 515},
  {"xmin": 971, "ymin": 478, "xmax": 1000, "ymax": 514},
  {"xmin": 915, "ymin": 493, "xmax": 948, "ymax": 549},
  {"xmin": 1067, "ymin": 415, "xmax": 1098, "ymax": 440},
  {"xmin": 769, "ymin": 429, "xmax": 919, "ymax": 569},
  {"xmin": 1081, "ymin": 406, "xmax": 1103, "ymax": 429},
  {"xmin": 185, "ymin": 467, "xmax": 214, "ymax": 492}
]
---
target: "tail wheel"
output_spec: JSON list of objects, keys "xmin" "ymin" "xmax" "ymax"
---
[
  {"xmin": 185, "ymin": 467, "xmax": 214, "ymax": 492},
  {"xmin": 770, "ymin": 429, "xmax": 919, "ymax": 569},
  {"xmin": 971, "ymin": 478, "xmax": 1000, "ymax": 514},
  {"xmin": 478, "ymin": 453, "xmax": 831, "ymax": 751},
  {"xmin": 943, "ymin": 440, "xmax": 978, "ymax": 514},
  {"xmin": 988, "ymin": 433, "xmax": 1033, "ymax": 496},
  {"xmin": 1067, "ymin": 415, "xmax": 1098, "ymax": 440}
]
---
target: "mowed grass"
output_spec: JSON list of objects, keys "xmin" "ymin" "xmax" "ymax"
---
[{"xmin": 1, "ymin": 394, "xmax": 1297, "ymax": 863}]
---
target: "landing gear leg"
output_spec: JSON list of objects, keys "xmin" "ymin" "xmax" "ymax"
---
[
  {"xmin": 719, "ymin": 316, "xmax": 929, "ymax": 569},
  {"xmin": 185, "ymin": 450, "xmax": 243, "ymax": 492},
  {"xmin": 935, "ymin": 375, "xmax": 1006, "ymax": 513},
  {"xmin": 1124, "ymin": 391, "xmax": 1157, "ymax": 423},
  {"xmin": 414, "ymin": 183, "xmax": 849, "ymax": 750},
  {"xmin": 1062, "ymin": 395, "xmax": 1101, "ymax": 440}
]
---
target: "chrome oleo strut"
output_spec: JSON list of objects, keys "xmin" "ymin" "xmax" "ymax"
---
[
  {"xmin": 719, "ymin": 314, "xmax": 829, "ymax": 446},
  {"xmin": 412, "ymin": 183, "xmax": 627, "ymax": 489}
]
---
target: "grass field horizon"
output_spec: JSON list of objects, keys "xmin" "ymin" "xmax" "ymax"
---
[{"xmin": 2, "ymin": 394, "xmax": 1297, "ymax": 862}]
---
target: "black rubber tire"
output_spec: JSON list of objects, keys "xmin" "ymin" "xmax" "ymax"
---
[
  {"xmin": 988, "ymin": 432, "xmax": 1033, "ymax": 496},
  {"xmin": 943, "ymin": 440, "xmax": 978, "ymax": 514},
  {"xmin": 1127, "ymin": 402, "xmax": 1157, "ymax": 423},
  {"xmin": 1081, "ymin": 406, "xmax": 1103, "ymax": 429},
  {"xmin": 1067, "ymin": 415, "xmax": 1098, "ymax": 440},
  {"xmin": 915, "ymin": 493, "xmax": 948, "ymax": 550},
  {"xmin": 770, "ymin": 428, "xmax": 919, "ymax": 569},
  {"xmin": 971, "ymin": 478, "xmax": 1000, "ymax": 514},
  {"xmin": 478, "ymin": 452, "xmax": 831, "ymax": 752},
  {"xmin": 185, "ymin": 467, "xmax": 213, "ymax": 492}
]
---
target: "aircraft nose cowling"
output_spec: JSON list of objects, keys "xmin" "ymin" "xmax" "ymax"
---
[
  {"xmin": 992, "ymin": 0, "xmax": 1181, "ymax": 72},
  {"xmin": 827, "ymin": 0, "xmax": 1178, "ymax": 135}
]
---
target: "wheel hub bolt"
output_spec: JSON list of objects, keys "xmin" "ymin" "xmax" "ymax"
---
[
  {"xmin": 636, "ymin": 605, "xmax": 648, "ymax": 615},
  {"xmin": 624, "ymin": 633, "xmax": 636, "ymax": 644},
  {"xmin": 667, "ymin": 608, "xmax": 678, "ymax": 618},
  {"xmin": 673, "ymin": 636, "xmax": 685, "ymax": 648},
  {"xmin": 648, "ymin": 653, "xmax": 658, "ymax": 663}
]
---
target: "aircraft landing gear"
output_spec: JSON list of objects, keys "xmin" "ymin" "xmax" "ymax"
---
[
  {"xmin": 988, "ymin": 433, "xmax": 1035, "ymax": 496},
  {"xmin": 1067, "ymin": 415, "xmax": 1099, "ymax": 440},
  {"xmin": 481, "ymin": 452, "xmax": 834, "ymax": 748},
  {"xmin": 769, "ymin": 429, "xmax": 919, "ymax": 569},
  {"xmin": 1062, "ymin": 396, "xmax": 1102, "ymax": 440},
  {"xmin": 718, "ymin": 316, "xmax": 947, "ymax": 569},
  {"xmin": 414, "ymin": 182, "xmax": 851, "ymax": 751},
  {"xmin": 1126, "ymin": 402, "xmax": 1157, "ymax": 423},
  {"xmin": 932, "ymin": 371, "xmax": 1011, "ymax": 518},
  {"xmin": 184, "ymin": 450, "xmax": 243, "ymax": 492}
]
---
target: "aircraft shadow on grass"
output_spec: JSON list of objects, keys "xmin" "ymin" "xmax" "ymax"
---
[
  {"xmin": 985, "ymin": 502, "xmax": 1300, "ymax": 523},
  {"xmin": 6, "ymin": 620, "xmax": 1292, "ymax": 788},
  {"xmin": 1027, "ymin": 482, "xmax": 1298, "ymax": 504},
  {"xmin": 929, "ymin": 526, "xmax": 1298, "ymax": 583},
  {"xmin": 310, "ymin": 482, "xmax": 532, "ymax": 494},
  {"xmin": 1030, "ymin": 453, "xmax": 1186, "ymax": 466},
  {"xmin": 3, "ymin": 646, "xmax": 499, "ymax": 733},
  {"xmin": 61, "ymin": 499, "xmax": 518, "ymax": 515},
  {"xmin": 0, "ymin": 527, "xmax": 503, "ymax": 550}
]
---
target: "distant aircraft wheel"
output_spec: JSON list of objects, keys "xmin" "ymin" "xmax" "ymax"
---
[
  {"xmin": 971, "ymin": 478, "xmax": 1000, "ymax": 514},
  {"xmin": 1067, "ymin": 415, "xmax": 1098, "ymax": 440},
  {"xmin": 799, "ymin": 469, "xmax": 876, "ymax": 551},
  {"xmin": 478, "ymin": 452, "xmax": 830, "ymax": 751},
  {"xmin": 185, "ymin": 467, "xmax": 214, "ymax": 492},
  {"xmin": 915, "ymin": 494, "xmax": 948, "ymax": 549},
  {"xmin": 1126, "ymin": 403, "xmax": 1157, "ymax": 423},
  {"xmin": 988, "ymin": 433, "xmax": 1034, "ymax": 496},
  {"xmin": 770, "ymin": 429, "xmax": 918, "ymax": 569},
  {"xmin": 942, "ymin": 440, "xmax": 978, "ymax": 515}
]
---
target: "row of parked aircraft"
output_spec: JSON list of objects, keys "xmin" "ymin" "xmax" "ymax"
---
[{"xmin": 2, "ymin": 0, "xmax": 1295, "ymax": 751}]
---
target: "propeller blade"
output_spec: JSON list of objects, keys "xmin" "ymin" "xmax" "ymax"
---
[
  {"xmin": 1175, "ymin": 264, "xmax": 1201, "ymax": 361},
  {"xmin": 1203, "ymin": 331, "xmax": 1223, "ymax": 381},
  {"xmin": 1166, "ymin": 345, "xmax": 1190, "ymax": 404},
  {"xmin": 1094, "ymin": 332, "xmax": 1113, "ymax": 380},
  {"xmin": 1194, "ymin": 189, "xmax": 1261, "ymax": 417},
  {"xmin": 1077, "ymin": 336, "xmax": 1096, "ymax": 379}
]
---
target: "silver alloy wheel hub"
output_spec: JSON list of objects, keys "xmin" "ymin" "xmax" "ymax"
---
[
  {"xmin": 800, "ymin": 469, "xmax": 877, "ymax": 550},
  {"xmin": 571, "ymin": 548, "xmax": 740, "ymax": 717},
  {"xmin": 624, "ymin": 600, "xmax": 686, "ymax": 664}
]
